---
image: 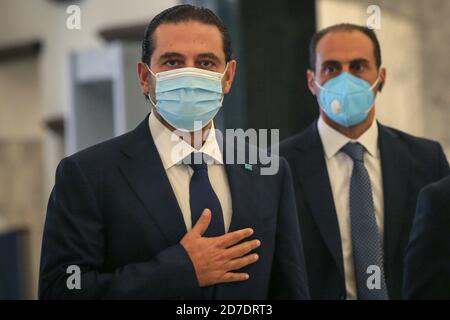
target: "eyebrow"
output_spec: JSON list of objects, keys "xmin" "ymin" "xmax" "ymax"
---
[
  {"xmin": 157, "ymin": 52, "xmax": 223, "ymax": 64},
  {"xmin": 196, "ymin": 53, "xmax": 222, "ymax": 64},
  {"xmin": 158, "ymin": 52, "xmax": 185, "ymax": 62},
  {"xmin": 321, "ymin": 58, "xmax": 370, "ymax": 67},
  {"xmin": 349, "ymin": 58, "xmax": 370, "ymax": 65}
]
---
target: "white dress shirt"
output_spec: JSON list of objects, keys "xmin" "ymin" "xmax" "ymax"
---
[
  {"xmin": 148, "ymin": 112, "xmax": 232, "ymax": 232},
  {"xmin": 317, "ymin": 116, "xmax": 384, "ymax": 300}
]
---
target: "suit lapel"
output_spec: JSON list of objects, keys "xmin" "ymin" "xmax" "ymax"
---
[
  {"xmin": 215, "ymin": 139, "xmax": 264, "ymax": 299},
  {"xmin": 295, "ymin": 122, "xmax": 345, "ymax": 278},
  {"xmin": 218, "ymin": 134, "xmax": 258, "ymax": 233},
  {"xmin": 378, "ymin": 123, "xmax": 410, "ymax": 283},
  {"xmin": 226, "ymin": 164, "xmax": 257, "ymax": 233},
  {"xmin": 119, "ymin": 115, "xmax": 187, "ymax": 246}
]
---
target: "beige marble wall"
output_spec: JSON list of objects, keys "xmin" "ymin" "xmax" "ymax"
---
[
  {"xmin": 0, "ymin": 57, "xmax": 44, "ymax": 298},
  {"xmin": 317, "ymin": 0, "xmax": 450, "ymax": 159},
  {"xmin": 0, "ymin": 139, "xmax": 44, "ymax": 299},
  {"xmin": 0, "ymin": 140, "xmax": 44, "ymax": 233}
]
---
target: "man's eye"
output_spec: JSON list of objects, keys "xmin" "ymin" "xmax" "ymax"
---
[
  {"xmin": 352, "ymin": 64, "xmax": 365, "ymax": 72},
  {"xmin": 199, "ymin": 60, "xmax": 215, "ymax": 68},
  {"xmin": 324, "ymin": 66, "xmax": 337, "ymax": 74},
  {"xmin": 164, "ymin": 60, "xmax": 179, "ymax": 67}
]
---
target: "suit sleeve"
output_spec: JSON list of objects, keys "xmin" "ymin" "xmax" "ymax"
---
[
  {"xmin": 403, "ymin": 184, "xmax": 450, "ymax": 299},
  {"xmin": 437, "ymin": 143, "xmax": 450, "ymax": 177},
  {"xmin": 269, "ymin": 158, "xmax": 310, "ymax": 299},
  {"xmin": 39, "ymin": 157, "xmax": 200, "ymax": 299}
]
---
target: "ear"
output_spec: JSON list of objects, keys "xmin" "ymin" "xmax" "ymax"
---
[
  {"xmin": 222, "ymin": 59, "xmax": 237, "ymax": 94},
  {"xmin": 378, "ymin": 67, "xmax": 386, "ymax": 92},
  {"xmin": 137, "ymin": 61, "xmax": 152, "ymax": 96},
  {"xmin": 307, "ymin": 69, "xmax": 317, "ymax": 96}
]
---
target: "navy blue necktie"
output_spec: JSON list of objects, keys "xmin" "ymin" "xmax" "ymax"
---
[
  {"xmin": 341, "ymin": 142, "xmax": 388, "ymax": 300},
  {"xmin": 189, "ymin": 152, "xmax": 225, "ymax": 237}
]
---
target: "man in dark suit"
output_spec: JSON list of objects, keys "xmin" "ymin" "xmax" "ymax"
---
[
  {"xmin": 280, "ymin": 23, "xmax": 449, "ymax": 300},
  {"xmin": 38, "ymin": 5, "xmax": 309, "ymax": 300},
  {"xmin": 403, "ymin": 175, "xmax": 450, "ymax": 299}
]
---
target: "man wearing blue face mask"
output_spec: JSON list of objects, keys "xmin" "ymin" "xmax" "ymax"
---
[
  {"xmin": 39, "ymin": 4, "xmax": 309, "ymax": 300},
  {"xmin": 280, "ymin": 23, "xmax": 449, "ymax": 300}
]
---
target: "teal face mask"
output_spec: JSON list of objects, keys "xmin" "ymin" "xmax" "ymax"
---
[
  {"xmin": 315, "ymin": 72, "xmax": 380, "ymax": 127},
  {"xmin": 146, "ymin": 65, "xmax": 228, "ymax": 132}
]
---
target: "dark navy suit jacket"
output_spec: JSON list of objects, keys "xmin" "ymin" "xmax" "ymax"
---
[
  {"xmin": 279, "ymin": 120, "xmax": 449, "ymax": 299},
  {"xmin": 39, "ymin": 115, "xmax": 310, "ymax": 300},
  {"xmin": 403, "ymin": 175, "xmax": 450, "ymax": 299}
]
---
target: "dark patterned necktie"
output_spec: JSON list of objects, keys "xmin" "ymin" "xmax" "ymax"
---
[
  {"xmin": 341, "ymin": 142, "xmax": 388, "ymax": 300},
  {"xmin": 189, "ymin": 152, "xmax": 225, "ymax": 237}
]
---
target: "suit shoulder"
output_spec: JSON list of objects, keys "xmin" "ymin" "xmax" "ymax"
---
[
  {"xmin": 279, "ymin": 131, "xmax": 304, "ymax": 151},
  {"xmin": 417, "ymin": 175, "xmax": 450, "ymax": 222},
  {"xmin": 381, "ymin": 125, "xmax": 443, "ymax": 152},
  {"xmin": 66, "ymin": 130, "xmax": 134, "ymax": 167},
  {"xmin": 279, "ymin": 123, "xmax": 316, "ymax": 156},
  {"xmin": 434, "ymin": 175, "xmax": 450, "ymax": 193},
  {"xmin": 421, "ymin": 175, "xmax": 450, "ymax": 202}
]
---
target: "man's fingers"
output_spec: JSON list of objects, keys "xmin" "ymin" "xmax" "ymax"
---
[
  {"xmin": 225, "ymin": 240, "xmax": 261, "ymax": 260},
  {"xmin": 220, "ymin": 272, "xmax": 250, "ymax": 283},
  {"xmin": 191, "ymin": 209, "xmax": 211, "ymax": 236},
  {"xmin": 216, "ymin": 228, "xmax": 254, "ymax": 248},
  {"xmin": 225, "ymin": 253, "xmax": 259, "ymax": 271}
]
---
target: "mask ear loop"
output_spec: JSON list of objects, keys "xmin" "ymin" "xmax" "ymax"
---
[
  {"xmin": 313, "ymin": 74, "xmax": 325, "ymax": 91},
  {"xmin": 221, "ymin": 62, "xmax": 230, "ymax": 78},
  {"xmin": 365, "ymin": 68, "xmax": 384, "ymax": 117},
  {"xmin": 220, "ymin": 62, "xmax": 230, "ymax": 104},
  {"xmin": 145, "ymin": 64, "xmax": 157, "ymax": 107},
  {"xmin": 310, "ymin": 72, "xmax": 327, "ymax": 113},
  {"xmin": 313, "ymin": 75, "xmax": 328, "ymax": 113},
  {"xmin": 370, "ymin": 74, "xmax": 381, "ymax": 91},
  {"xmin": 371, "ymin": 67, "xmax": 384, "ymax": 92},
  {"xmin": 314, "ymin": 77, "xmax": 327, "ymax": 111}
]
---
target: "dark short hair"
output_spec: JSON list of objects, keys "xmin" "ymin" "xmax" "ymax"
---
[
  {"xmin": 309, "ymin": 23, "xmax": 382, "ymax": 71},
  {"xmin": 141, "ymin": 4, "xmax": 232, "ymax": 65}
]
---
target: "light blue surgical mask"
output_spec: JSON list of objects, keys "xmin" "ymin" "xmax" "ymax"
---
[
  {"xmin": 146, "ymin": 64, "xmax": 228, "ymax": 132},
  {"xmin": 314, "ymin": 72, "xmax": 380, "ymax": 127}
]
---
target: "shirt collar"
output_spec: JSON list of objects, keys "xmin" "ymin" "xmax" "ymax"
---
[
  {"xmin": 149, "ymin": 112, "xmax": 224, "ymax": 170},
  {"xmin": 317, "ymin": 116, "xmax": 379, "ymax": 159}
]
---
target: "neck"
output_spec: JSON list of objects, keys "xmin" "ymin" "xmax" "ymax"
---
[
  {"xmin": 320, "ymin": 108, "xmax": 376, "ymax": 140},
  {"xmin": 153, "ymin": 109, "xmax": 211, "ymax": 149}
]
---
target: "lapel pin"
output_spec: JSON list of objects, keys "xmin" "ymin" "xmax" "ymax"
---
[{"xmin": 244, "ymin": 164, "xmax": 253, "ymax": 171}]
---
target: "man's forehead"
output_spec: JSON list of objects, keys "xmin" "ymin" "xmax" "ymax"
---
[
  {"xmin": 316, "ymin": 30, "xmax": 375, "ymax": 63},
  {"xmin": 152, "ymin": 21, "xmax": 224, "ymax": 58}
]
